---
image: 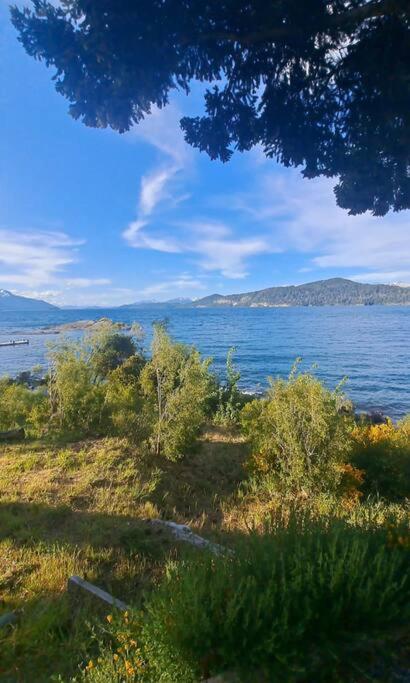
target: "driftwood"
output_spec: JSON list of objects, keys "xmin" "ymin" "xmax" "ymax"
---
[
  {"xmin": 68, "ymin": 576, "xmax": 129, "ymax": 612},
  {"xmin": 150, "ymin": 519, "xmax": 232, "ymax": 556},
  {"xmin": 0, "ymin": 427, "xmax": 25, "ymax": 442}
]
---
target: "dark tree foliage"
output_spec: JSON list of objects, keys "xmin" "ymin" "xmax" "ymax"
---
[{"xmin": 11, "ymin": 0, "xmax": 410, "ymax": 216}]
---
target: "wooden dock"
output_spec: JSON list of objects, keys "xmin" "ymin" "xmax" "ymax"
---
[{"xmin": 0, "ymin": 339, "xmax": 29, "ymax": 347}]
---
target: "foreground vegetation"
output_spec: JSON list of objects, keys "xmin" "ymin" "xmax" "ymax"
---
[{"xmin": 0, "ymin": 321, "xmax": 409, "ymax": 682}]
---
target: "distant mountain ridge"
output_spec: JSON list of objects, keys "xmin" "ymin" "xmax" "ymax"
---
[
  {"xmin": 0, "ymin": 289, "xmax": 57, "ymax": 311},
  {"xmin": 121, "ymin": 297, "xmax": 193, "ymax": 309},
  {"xmin": 193, "ymin": 278, "xmax": 410, "ymax": 308}
]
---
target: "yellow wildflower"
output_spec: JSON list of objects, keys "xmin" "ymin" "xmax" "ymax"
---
[{"xmin": 106, "ymin": 614, "xmax": 113, "ymax": 624}]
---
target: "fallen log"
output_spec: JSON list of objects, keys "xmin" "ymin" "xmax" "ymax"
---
[
  {"xmin": 68, "ymin": 576, "xmax": 129, "ymax": 612},
  {"xmin": 150, "ymin": 519, "xmax": 233, "ymax": 556},
  {"xmin": 0, "ymin": 427, "xmax": 25, "ymax": 442}
]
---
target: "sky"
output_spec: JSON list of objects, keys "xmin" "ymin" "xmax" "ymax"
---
[{"xmin": 1, "ymin": 3, "xmax": 410, "ymax": 307}]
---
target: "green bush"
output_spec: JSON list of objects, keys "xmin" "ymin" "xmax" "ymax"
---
[
  {"xmin": 105, "ymin": 356, "xmax": 149, "ymax": 441},
  {"xmin": 140, "ymin": 324, "xmax": 213, "ymax": 460},
  {"xmin": 241, "ymin": 366, "xmax": 354, "ymax": 496},
  {"xmin": 48, "ymin": 346, "xmax": 107, "ymax": 436},
  {"xmin": 47, "ymin": 321, "xmax": 146, "ymax": 438},
  {"xmin": 140, "ymin": 518, "xmax": 410, "ymax": 682},
  {"xmin": 214, "ymin": 347, "xmax": 243, "ymax": 427},
  {"xmin": 0, "ymin": 378, "xmax": 48, "ymax": 435}
]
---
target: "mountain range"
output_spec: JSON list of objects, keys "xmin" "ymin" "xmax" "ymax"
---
[
  {"xmin": 192, "ymin": 278, "xmax": 410, "ymax": 307},
  {"xmin": 1, "ymin": 279, "xmax": 410, "ymax": 311},
  {"xmin": 0, "ymin": 289, "xmax": 57, "ymax": 311}
]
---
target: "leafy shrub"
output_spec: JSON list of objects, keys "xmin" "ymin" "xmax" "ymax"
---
[
  {"xmin": 48, "ymin": 347, "xmax": 107, "ymax": 436},
  {"xmin": 140, "ymin": 518, "xmax": 410, "ymax": 682},
  {"xmin": 89, "ymin": 320, "xmax": 141, "ymax": 378},
  {"xmin": 105, "ymin": 356, "xmax": 148, "ymax": 441},
  {"xmin": 352, "ymin": 417, "xmax": 410, "ymax": 500},
  {"xmin": 0, "ymin": 378, "xmax": 48, "ymax": 435},
  {"xmin": 47, "ymin": 321, "xmax": 146, "ymax": 438},
  {"xmin": 241, "ymin": 366, "xmax": 354, "ymax": 496},
  {"xmin": 214, "ymin": 347, "xmax": 243, "ymax": 427},
  {"xmin": 140, "ymin": 324, "xmax": 213, "ymax": 460}
]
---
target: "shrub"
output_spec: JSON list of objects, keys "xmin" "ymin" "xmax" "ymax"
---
[
  {"xmin": 47, "ymin": 321, "xmax": 146, "ymax": 438},
  {"xmin": 48, "ymin": 347, "xmax": 107, "ymax": 436},
  {"xmin": 351, "ymin": 417, "xmax": 410, "ymax": 500},
  {"xmin": 0, "ymin": 378, "xmax": 47, "ymax": 435},
  {"xmin": 140, "ymin": 324, "xmax": 213, "ymax": 460},
  {"xmin": 214, "ymin": 347, "xmax": 243, "ymax": 427},
  {"xmin": 241, "ymin": 366, "xmax": 354, "ymax": 496},
  {"xmin": 105, "ymin": 356, "xmax": 148, "ymax": 441},
  {"xmin": 140, "ymin": 518, "xmax": 410, "ymax": 682},
  {"xmin": 89, "ymin": 320, "xmax": 141, "ymax": 378}
]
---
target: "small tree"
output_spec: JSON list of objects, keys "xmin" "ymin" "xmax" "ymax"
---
[
  {"xmin": 241, "ymin": 365, "xmax": 354, "ymax": 496},
  {"xmin": 140, "ymin": 324, "xmax": 213, "ymax": 460}
]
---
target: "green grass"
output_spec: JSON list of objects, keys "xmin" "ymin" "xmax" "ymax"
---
[
  {"xmin": 139, "ymin": 517, "xmax": 410, "ymax": 682},
  {"xmin": 0, "ymin": 430, "xmax": 408, "ymax": 682},
  {"xmin": 0, "ymin": 429, "xmax": 247, "ymax": 681}
]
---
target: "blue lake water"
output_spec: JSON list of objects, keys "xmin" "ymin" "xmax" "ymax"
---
[{"xmin": 0, "ymin": 306, "xmax": 409, "ymax": 418}]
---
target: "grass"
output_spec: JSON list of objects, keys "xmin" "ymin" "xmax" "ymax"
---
[
  {"xmin": 0, "ymin": 428, "xmax": 248, "ymax": 681},
  {"xmin": 0, "ymin": 428, "xmax": 408, "ymax": 682},
  {"xmin": 140, "ymin": 518, "xmax": 410, "ymax": 682}
]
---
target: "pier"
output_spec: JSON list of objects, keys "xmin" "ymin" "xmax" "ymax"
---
[{"xmin": 0, "ymin": 339, "xmax": 29, "ymax": 347}]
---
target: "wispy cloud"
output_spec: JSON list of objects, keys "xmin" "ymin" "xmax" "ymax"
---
[
  {"xmin": 225, "ymin": 170, "xmax": 410, "ymax": 283},
  {"xmin": 0, "ymin": 229, "xmax": 82, "ymax": 287},
  {"xmin": 123, "ymin": 103, "xmax": 193, "ymax": 248},
  {"xmin": 139, "ymin": 274, "xmax": 206, "ymax": 299},
  {"xmin": 123, "ymin": 106, "xmax": 275, "ymax": 279},
  {"xmin": 64, "ymin": 277, "xmax": 111, "ymax": 288},
  {"xmin": 125, "ymin": 215, "xmax": 274, "ymax": 279}
]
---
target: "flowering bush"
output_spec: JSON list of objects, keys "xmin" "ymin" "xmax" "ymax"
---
[{"xmin": 352, "ymin": 417, "xmax": 410, "ymax": 500}]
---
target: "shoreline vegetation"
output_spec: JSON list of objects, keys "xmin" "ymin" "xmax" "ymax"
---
[{"xmin": 0, "ymin": 319, "xmax": 409, "ymax": 681}]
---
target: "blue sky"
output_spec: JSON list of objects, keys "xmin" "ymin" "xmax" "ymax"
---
[{"xmin": 1, "ymin": 3, "xmax": 409, "ymax": 306}]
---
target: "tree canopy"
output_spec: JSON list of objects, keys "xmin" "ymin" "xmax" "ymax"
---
[{"xmin": 11, "ymin": 0, "xmax": 410, "ymax": 216}]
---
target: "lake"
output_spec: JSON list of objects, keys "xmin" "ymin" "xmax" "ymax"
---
[{"xmin": 0, "ymin": 305, "xmax": 409, "ymax": 418}]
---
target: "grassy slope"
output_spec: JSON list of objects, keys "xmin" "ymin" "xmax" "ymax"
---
[
  {"xmin": 1, "ymin": 430, "xmax": 409, "ymax": 682},
  {"xmin": 0, "ymin": 429, "xmax": 247, "ymax": 681}
]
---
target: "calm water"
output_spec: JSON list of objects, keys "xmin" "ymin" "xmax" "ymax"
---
[{"xmin": 0, "ymin": 306, "xmax": 409, "ymax": 418}]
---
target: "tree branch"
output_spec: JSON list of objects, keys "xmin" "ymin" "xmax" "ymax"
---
[
  {"xmin": 328, "ymin": 0, "xmax": 409, "ymax": 28},
  {"xmin": 193, "ymin": 0, "xmax": 408, "ymax": 46}
]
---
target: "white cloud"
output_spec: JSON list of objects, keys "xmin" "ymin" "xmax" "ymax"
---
[
  {"xmin": 139, "ymin": 274, "xmax": 206, "ymax": 299},
  {"xmin": 0, "ymin": 230, "xmax": 113, "ymax": 303},
  {"xmin": 127, "ymin": 103, "xmax": 191, "ymax": 168},
  {"xmin": 125, "ymin": 216, "xmax": 274, "ymax": 279},
  {"xmin": 124, "ymin": 103, "xmax": 193, "ymax": 233},
  {"xmin": 350, "ymin": 271, "xmax": 410, "ymax": 285},
  {"xmin": 123, "ymin": 107, "xmax": 275, "ymax": 279},
  {"xmin": 139, "ymin": 165, "xmax": 179, "ymax": 217},
  {"xmin": 0, "ymin": 229, "xmax": 82, "ymax": 287},
  {"xmin": 123, "ymin": 219, "xmax": 181, "ymax": 253},
  {"xmin": 64, "ymin": 277, "xmax": 111, "ymax": 288},
  {"xmin": 226, "ymin": 170, "xmax": 410, "ymax": 282}
]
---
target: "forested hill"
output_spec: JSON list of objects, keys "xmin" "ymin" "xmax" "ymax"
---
[{"xmin": 193, "ymin": 279, "xmax": 410, "ymax": 307}]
